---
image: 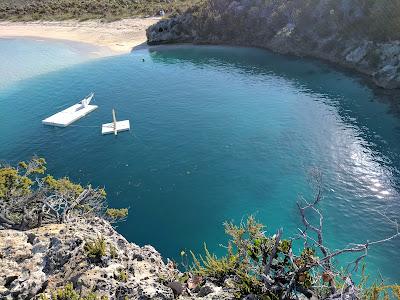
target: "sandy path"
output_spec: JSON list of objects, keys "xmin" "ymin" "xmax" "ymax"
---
[{"xmin": 0, "ymin": 18, "xmax": 160, "ymax": 56}]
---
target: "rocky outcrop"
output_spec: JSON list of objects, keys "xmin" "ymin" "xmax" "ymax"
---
[
  {"xmin": 0, "ymin": 218, "xmax": 176, "ymax": 299},
  {"xmin": 146, "ymin": 0, "xmax": 400, "ymax": 89},
  {"xmin": 0, "ymin": 218, "xmax": 235, "ymax": 299}
]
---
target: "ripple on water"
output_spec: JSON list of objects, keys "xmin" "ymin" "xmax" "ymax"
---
[{"xmin": 0, "ymin": 43, "xmax": 399, "ymax": 283}]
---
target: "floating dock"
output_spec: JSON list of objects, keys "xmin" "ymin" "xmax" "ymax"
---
[
  {"xmin": 102, "ymin": 120, "xmax": 130, "ymax": 135},
  {"xmin": 42, "ymin": 93, "xmax": 97, "ymax": 127},
  {"xmin": 102, "ymin": 109, "xmax": 130, "ymax": 135}
]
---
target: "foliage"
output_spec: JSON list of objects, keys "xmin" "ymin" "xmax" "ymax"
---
[
  {"xmin": 84, "ymin": 235, "xmax": 107, "ymax": 260},
  {"xmin": 0, "ymin": 157, "xmax": 45, "ymax": 199},
  {"xmin": 191, "ymin": 216, "xmax": 312, "ymax": 298},
  {"xmin": 38, "ymin": 283, "xmax": 108, "ymax": 300},
  {"xmin": 185, "ymin": 0, "xmax": 400, "ymax": 44},
  {"xmin": 189, "ymin": 170, "xmax": 399, "ymax": 299},
  {"xmin": 189, "ymin": 215, "xmax": 400, "ymax": 298},
  {"xmin": 0, "ymin": 158, "xmax": 127, "ymax": 230},
  {"xmin": 109, "ymin": 243, "xmax": 118, "ymax": 259},
  {"xmin": 362, "ymin": 284, "xmax": 400, "ymax": 300},
  {"xmin": 44, "ymin": 175, "xmax": 84, "ymax": 198},
  {"xmin": 105, "ymin": 208, "xmax": 128, "ymax": 222},
  {"xmin": 358, "ymin": 267, "xmax": 400, "ymax": 300},
  {"xmin": 191, "ymin": 243, "xmax": 238, "ymax": 279},
  {"xmin": 115, "ymin": 269, "xmax": 128, "ymax": 282},
  {"xmin": 0, "ymin": 0, "xmax": 202, "ymax": 21}
]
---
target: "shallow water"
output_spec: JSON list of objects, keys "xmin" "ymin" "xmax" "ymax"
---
[
  {"xmin": 0, "ymin": 40, "xmax": 399, "ymax": 283},
  {"xmin": 0, "ymin": 38, "xmax": 99, "ymax": 89}
]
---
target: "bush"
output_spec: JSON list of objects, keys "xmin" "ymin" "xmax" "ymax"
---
[
  {"xmin": 190, "ymin": 215, "xmax": 399, "ymax": 299},
  {"xmin": 38, "ymin": 283, "xmax": 109, "ymax": 300},
  {"xmin": 84, "ymin": 235, "xmax": 106, "ymax": 260},
  {"xmin": 109, "ymin": 243, "xmax": 118, "ymax": 259},
  {"xmin": 362, "ymin": 284, "xmax": 400, "ymax": 300},
  {"xmin": 0, "ymin": 158, "xmax": 126, "ymax": 230},
  {"xmin": 0, "ymin": 0, "xmax": 203, "ymax": 21},
  {"xmin": 191, "ymin": 216, "xmax": 296, "ymax": 298},
  {"xmin": 105, "ymin": 208, "xmax": 128, "ymax": 222},
  {"xmin": 115, "ymin": 269, "xmax": 128, "ymax": 282}
]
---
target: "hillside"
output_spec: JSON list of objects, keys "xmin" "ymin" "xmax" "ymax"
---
[
  {"xmin": 147, "ymin": 0, "xmax": 400, "ymax": 89},
  {"xmin": 0, "ymin": 0, "xmax": 197, "ymax": 21},
  {"xmin": 1, "ymin": 217, "xmax": 239, "ymax": 299}
]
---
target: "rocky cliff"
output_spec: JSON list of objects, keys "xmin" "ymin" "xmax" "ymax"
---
[
  {"xmin": 146, "ymin": 0, "xmax": 400, "ymax": 89},
  {"xmin": 0, "ymin": 218, "xmax": 233, "ymax": 299}
]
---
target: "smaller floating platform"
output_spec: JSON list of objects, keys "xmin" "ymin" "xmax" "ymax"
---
[
  {"xmin": 42, "ymin": 93, "xmax": 97, "ymax": 127},
  {"xmin": 102, "ymin": 109, "xmax": 130, "ymax": 135},
  {"xmin": 102, "ymin": 120, "xmax": 130, "ymax": 135}
]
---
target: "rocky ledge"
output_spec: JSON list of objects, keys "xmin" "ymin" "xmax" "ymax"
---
[
  {"xmin": 146, "ymin": 0, "xmax": 400, "ymax": 89},
  {"xmin": 0, "ymin": 218, "xmax": 233, "ymax": 299}
]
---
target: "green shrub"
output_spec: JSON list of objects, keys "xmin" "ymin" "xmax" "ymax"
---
[
  {"xmin": 362, "ymin": 284, "xmax": 400, "ymax": 300},
  {"xmin": 105, "ymin": 208, "xmax": 128, "ymax": 221},
  {"xmin": 38, "ymin": 283, "xmax": 109, "ymax": 300},
  {"xmin": 0, "ymin": 157, "xmax": 126, "ymax": 230},
  {"xmin": 84, "ymin": 236, "xmax": 106, "ymax": 260},
  {"xmin": 0, "ymin": 0, "xmax": 203, "ymax": 21},
  {"xmin": 191, "ymin": 243, "xmax": 238, "ymax": 280},
  {"xmin": 190, "ymin": 216, "xmax": 285, "ymax": 297},
  {"xmin": 109, "ymin": 243, "xmax": 118, "ymax": 259},
  {"xmin": 115, "ymin": 269, "xmax": 128, "ymax": 282}
]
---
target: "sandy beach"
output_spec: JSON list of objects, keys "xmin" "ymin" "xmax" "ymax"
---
[{"xmin": 0, "ymin": 18, "xmax": 160, "ymax": 57}]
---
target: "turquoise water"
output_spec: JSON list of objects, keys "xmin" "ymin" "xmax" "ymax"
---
[
  {"xmin": 1, "ymin": 40, "xmax": 399, "ymax": 283},
  {"xmin": 0, "ymin": 38, "xmax": 99, "ymax": 89}
]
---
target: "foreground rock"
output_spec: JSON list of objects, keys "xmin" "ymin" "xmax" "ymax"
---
[
  {"xmin": 146, "ymin": 0, "xmax": 400, "ymax": 89},
  {"xmin": 0, "ymin": 218, "xmax": 234, "ymax": 299}
]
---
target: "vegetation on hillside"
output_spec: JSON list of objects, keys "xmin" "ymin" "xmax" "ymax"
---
[
  {"xmin": 0, "ymin": 157, "xmax": 127, "ymax": 230},
  {"xmin": 0, "ymin": 0, "xmax": 199, "ymax": 21},
  {"xmin": 0, "ymin": 0, "xmax": 399, "ymax": 44},
  {"xmin": 173, "ymin": 170, "xmax": 400, "ymax": 299},
  {"xmin": 38, "ymin": 283, "xmax": 109, "ymax": 300},
  {"xmin": 166, "ymin": 0, "xmax": 400, "ymax": 43},
  {"xmin": 184, "ymin": 216, "xmax": 400, "ymax": 299}
]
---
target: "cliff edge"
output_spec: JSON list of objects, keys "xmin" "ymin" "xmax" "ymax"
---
[
  {"xmin": 146, "ymin": 0, "xmax": 400, "ymax": 89},
  {"xmin": 0, "ymin": 218, "xmax": 233, "ymax": 300}
]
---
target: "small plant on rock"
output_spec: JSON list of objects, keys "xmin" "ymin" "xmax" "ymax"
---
[
  {"xmin": 115, "ymin": 269, "xmax": 128, "ymax": 282},
  {"xmin": 84, "ymin": 235, "xmax": 106, "ymax": 261},
  {"xmin": 109, "ymin": 243, "xmax": 118, "ymax": 259},
  {"xmin": 38, "ymin": 282, "xmax": 109, "ymax": 300},
  {"xmin": 105, "ymin": 208, "xmax": 128, "ymax": 222}
]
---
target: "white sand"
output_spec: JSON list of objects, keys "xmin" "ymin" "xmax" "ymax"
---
[{"xmin": 0, "ymin": 18, "xmax": 160, "ymax": 57}]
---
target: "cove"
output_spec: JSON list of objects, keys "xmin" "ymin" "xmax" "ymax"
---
[{"xmin": 0, "ymin": 42, "xmax": 399, "ymax": 283}]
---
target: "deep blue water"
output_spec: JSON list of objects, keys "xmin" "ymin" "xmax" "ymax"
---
[{"xmin": 1, "ymin": 40, "xmax": 399, "ymax": 283}]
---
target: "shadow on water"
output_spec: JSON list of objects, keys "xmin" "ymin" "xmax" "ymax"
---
[
  {"xmin": 148, "ymin": 44, "xmax": 400, "ymax": 112},
  {"xmin": 149, "ymin": 44, "xmax": 400, "ymax": 173}
]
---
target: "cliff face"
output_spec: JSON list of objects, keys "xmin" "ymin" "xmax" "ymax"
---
[
  {"xmin": 146, "ymin": 0, "xmax": 400, "ymax": 89},
  {"xmin": 0, "ymin": 218, "xmax": 174, "ymax": 299},
  {"xmin": 0, "ymin": 218, "xmax": 233, "ymax": 300}
]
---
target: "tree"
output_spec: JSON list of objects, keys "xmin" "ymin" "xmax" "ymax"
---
[
  {"xmin": 189, "ymin": 169, "xmax": 400, "ymax": 299},
  {"xmin": 0, "ymin": 157, "xmax": 127, "ymax": 230}
]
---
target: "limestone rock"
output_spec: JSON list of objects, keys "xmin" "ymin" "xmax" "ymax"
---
[
  {"xmin": 0, "ymin": 218, "xmax": 176, "ymax": 300},
  {"xmin": 146, "ymin": 0, "xmax": 400, "ymax": 89}
]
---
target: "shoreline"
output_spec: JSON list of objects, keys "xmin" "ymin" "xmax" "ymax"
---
[{"xmin": 0, "ymin": 18, "xmax": 160, "ymax": 57}]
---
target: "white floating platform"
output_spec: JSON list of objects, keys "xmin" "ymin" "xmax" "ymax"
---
[
  {"xmin": 42, "ymin": 104, "xmax": 98, "ymax": 127},
  {"xmin": 102, "ymin": 120, "xmax": 130, "ymax": 135}
]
